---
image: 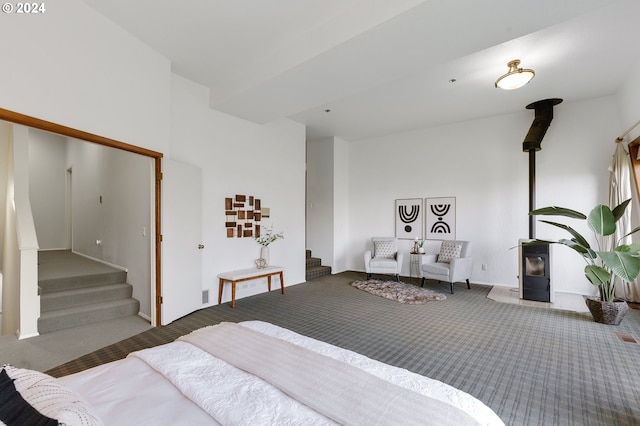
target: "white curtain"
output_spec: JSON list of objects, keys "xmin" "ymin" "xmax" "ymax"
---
[{"xmin": 609, "ymin": 141, "xmax": 639, "ymax": 300}]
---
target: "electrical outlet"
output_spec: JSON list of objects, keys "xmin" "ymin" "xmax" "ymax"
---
[{"xmin": 482, "ymin": 264, "xmax": 488, "ymax": 271}]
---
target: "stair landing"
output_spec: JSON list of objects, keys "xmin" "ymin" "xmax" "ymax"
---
[{"xmin": 39, "ymin": 250, "xmax": 122, "ymax": 283}]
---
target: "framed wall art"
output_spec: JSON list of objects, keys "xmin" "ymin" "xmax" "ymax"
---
[
  {"xmin": 395, "ymin": 198, "xmax": 423, "ymax": 239},
  {"xmin": 225, "ymin": 194, "xmax": 264, "ymax": 238},
  {"xmin": 425, "ymin": 197, "xmax": 456, "ymax": 240}
]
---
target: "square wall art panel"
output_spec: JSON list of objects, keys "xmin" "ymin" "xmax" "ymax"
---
[
  {"xmin": 425, "ymin": 197, "xmax": 456, "ymax": 240},
  {"xmin": 395, "ymin": 198, "xmax": 423, "ymax": 239}
]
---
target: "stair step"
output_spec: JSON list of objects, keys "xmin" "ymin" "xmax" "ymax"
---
[
  {"xmin": 306, "ymin": 265, "xmax": 332, "ymax": 281},
  {"xmin": 38, "ymin": 299, "xmax": 140, "ymax": 334},
  {"xmin": 39, "ymin": 270, "xmax": 128, "ymax": 294},
  {"xmin": 40, "ymin": 283, "xmax": 133, "ymax": 313},
  {"xmin": 306, "ymin": 256, "xmax": 322, "ymax": 268}
]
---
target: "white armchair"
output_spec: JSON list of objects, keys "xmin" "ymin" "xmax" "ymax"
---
[
  {"xmin": 364, "ymin": 237, "xmax": 403, "ymax": 281},
  {"xmin": 421, "ymin": 240, "xmax": 473, "ymax": 294}
]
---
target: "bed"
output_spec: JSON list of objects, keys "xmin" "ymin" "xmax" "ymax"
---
[{"xmin": 1, "ymin": 321, "xmax": 505, "ymax": 425}]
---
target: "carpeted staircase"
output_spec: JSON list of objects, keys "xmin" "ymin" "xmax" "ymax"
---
[
  {"xmin": 38, "ymin": 251, "xmax": 140, "ymax": 334},
  {"xmin": 305, "ymin": 249, "xmax": 331, "ymax": 281}
]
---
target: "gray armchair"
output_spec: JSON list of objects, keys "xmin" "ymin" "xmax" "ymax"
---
[
  {"xmin": 364, "ymin": 237, "xmax": 403, "ymax": 281},
  {"xmin": 421, "ymin": 240, "xmax": 473, "ymax": 294}
]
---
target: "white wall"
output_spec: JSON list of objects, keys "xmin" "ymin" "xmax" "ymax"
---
[
  {"xmin": 66, "ymin": 139, "xmax": 153, "ymax": 317},
  {"xmin": 333, "ymin": 138, "xmax": 350, "ymax": 273},
  {"xmin": 306, "ymin": 138, "xmax": 334, "ymax": 266},
  {"xmin": 29, "ymin": 131, "xmax": 68, "ymax": 250},
  {"xmin": 347, "ymin": 96, "xmax": 622, "ymax": 295},
  {"xmin": 0, "ymin": 0, "xmax": 172, "ymax": 154},
  {"xmin": 0, "ymin": 123, "xmax": 8, "ymax": 315},
  {"xmin": 306, "ymin": 137, "xmax": 350, "ymax": 273},
  {"xmin": 0, "ymin": 122, "xmax": 10, "ymax": 273},
  {"xmin": 100, "ymin": 148, "xmax": 153, "ymax": 316},
  {"xmin": 170, "ymin": 75, "xmax": 306, "ymax": 304},
  {"xmin": 617, "ymin": 58, "xmax": 640, "ymax": 142}
]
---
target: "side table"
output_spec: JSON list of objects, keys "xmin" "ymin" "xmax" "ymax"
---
[{"xmin": 409, "ymin": 252, "xmax": 425, "ymax": 284}]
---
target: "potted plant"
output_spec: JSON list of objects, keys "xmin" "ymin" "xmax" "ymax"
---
[{"xmin": 528, "ymin": 199, "xmax": 640, "ymax": 324}]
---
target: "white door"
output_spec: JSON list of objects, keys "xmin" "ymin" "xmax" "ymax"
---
[{"xmin": 161, "ymin": 159, "xmax": 203, "ymax": 325}]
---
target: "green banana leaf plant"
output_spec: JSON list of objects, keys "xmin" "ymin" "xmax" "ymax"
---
[{"xmin": 528, "ymin": 199, "xmax": 640, "ymax": 302}]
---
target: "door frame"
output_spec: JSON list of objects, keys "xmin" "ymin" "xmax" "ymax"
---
[{"xmin": 0, "ymin": 107, "xmax": 164, "ymax": 325}]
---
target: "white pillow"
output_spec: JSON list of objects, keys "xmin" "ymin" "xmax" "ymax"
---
[
  {"xmin": 373, "ymin": 240, "xmax": 395, "ymax": 259},
  {"xmin": 438, "ymin": 241, "xmax": 462, "ymax": 263},
  {"xmin": 0, "ymin": 365, "xmax": 103, "ymax": 426}
]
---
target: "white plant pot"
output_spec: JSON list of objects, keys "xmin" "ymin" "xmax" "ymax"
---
[{"xmin": 260, "ymin": 246, "xmax": 270, "ymax": 265}]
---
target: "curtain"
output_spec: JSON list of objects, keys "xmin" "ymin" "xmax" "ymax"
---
[{"xmin": 609, "ymin": 141, "xmax": 639, "ymax": 301}]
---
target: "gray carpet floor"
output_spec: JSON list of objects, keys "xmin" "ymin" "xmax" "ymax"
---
[
  {"xmin": 0, "ymin": 315, "xmax": 152, "ymax": 371},
  {"xmin": 10, "ymin": 271, "xmax": 640, "ymax": 425}
]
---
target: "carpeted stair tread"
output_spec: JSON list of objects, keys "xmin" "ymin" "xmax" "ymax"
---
[
  {"xmin": 39, "ymin": 271, "xmax": 128, "ymax": 294},
  {"xmin": 38, "ymin": 299, "xmax": 140, "ymax": 334},
  {"xmin": 306, "ymin": 265, "xmax": 332, "ymax": 281},
  {"xmin": 40, "ymin": 283, "xmax": 134, "ymax": 313},
  {"xmin": 306, "ymin": 256, "xmax": 322, "ymax": 268}
]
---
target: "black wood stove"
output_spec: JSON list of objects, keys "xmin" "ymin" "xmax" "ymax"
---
[{"xmin": 518, "ymin": 98, "xmax": 562, "ymax": 303}]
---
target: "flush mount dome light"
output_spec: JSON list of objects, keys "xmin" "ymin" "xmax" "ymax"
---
[{"xmin": 495, "ymin": 59, "xmax": 535, "ymax": 90}]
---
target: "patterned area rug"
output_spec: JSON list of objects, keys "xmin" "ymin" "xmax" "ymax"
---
[{"xmin": 350, "ymin": 279, "xmax": 446, "ymax": 304}]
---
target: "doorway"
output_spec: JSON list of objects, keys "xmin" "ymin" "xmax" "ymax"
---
[{"xmin": 0, "ymin": 108, "xmax": 164, "ymax": 326}]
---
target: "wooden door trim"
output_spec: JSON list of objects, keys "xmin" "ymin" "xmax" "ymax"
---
[{"xmin": 0, "ymin": 107, "xmax": 164, "ymax": 326}]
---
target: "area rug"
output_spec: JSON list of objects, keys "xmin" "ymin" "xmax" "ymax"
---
[{"xmin": 350, "ymin": 279, "xmax": 446, "ymax": 304}]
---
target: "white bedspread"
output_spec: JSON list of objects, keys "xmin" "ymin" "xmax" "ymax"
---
[
  {"xmin": 131, "ymin": 340, "xmax": 336, "ymax": 425},
  {"xmin": 178, "ymin": 322, "xmax": 482, "ymax": 425},
  {"xmin": 62, "ymin": 321, "xmax": 504, "ymax": 426}
]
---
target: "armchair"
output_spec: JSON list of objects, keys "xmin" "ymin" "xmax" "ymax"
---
[
  {"xmin": 364, "ymin": 237, "xmax": 403, "ymax": 281},
  {"xmin": 421, "ymin": 240, "xmax": 473, "ymax": 294}
]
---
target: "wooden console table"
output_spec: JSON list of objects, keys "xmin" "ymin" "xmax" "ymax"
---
[{"xmin": 217, "ymin": 266, "xmax": 284, "ymax": 308}]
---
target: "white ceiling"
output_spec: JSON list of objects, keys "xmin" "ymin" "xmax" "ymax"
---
[{"xmin": 84, "ymin": 0, "xmax": 639, "ymax": 141}]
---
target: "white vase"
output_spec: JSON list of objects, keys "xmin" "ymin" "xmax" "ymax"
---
[{"xmin": 260, "ymin": 246, "xmax": 270, "ymax": 265}]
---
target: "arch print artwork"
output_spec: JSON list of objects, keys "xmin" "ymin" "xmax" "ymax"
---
[
  {"xmin": 425, "ymin": 197, "xmax": 456, "ymax": 240},
  {"xmin": 395, "ymin": 198, "xmax": 423, "ymax": 239}
]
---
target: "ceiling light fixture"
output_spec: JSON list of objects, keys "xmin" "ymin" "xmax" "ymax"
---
[{"xmin": 495, "ymin": 59, "xmax": 535, "ymax": 90}]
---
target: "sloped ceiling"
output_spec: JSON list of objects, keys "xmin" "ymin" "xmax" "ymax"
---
[{"xmin": 84, "ymin": 0, "xmax": 639, "ymax": 140}]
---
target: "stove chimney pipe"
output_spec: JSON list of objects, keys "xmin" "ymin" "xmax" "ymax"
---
[{"xmin": 523, "ymin": 98, "xmax": 563, "ymax": 238}]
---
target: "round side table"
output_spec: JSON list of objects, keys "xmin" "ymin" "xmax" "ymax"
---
[{"xmin": 409, "ymin": 252, "xmax": 425, "ymax": 284}]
